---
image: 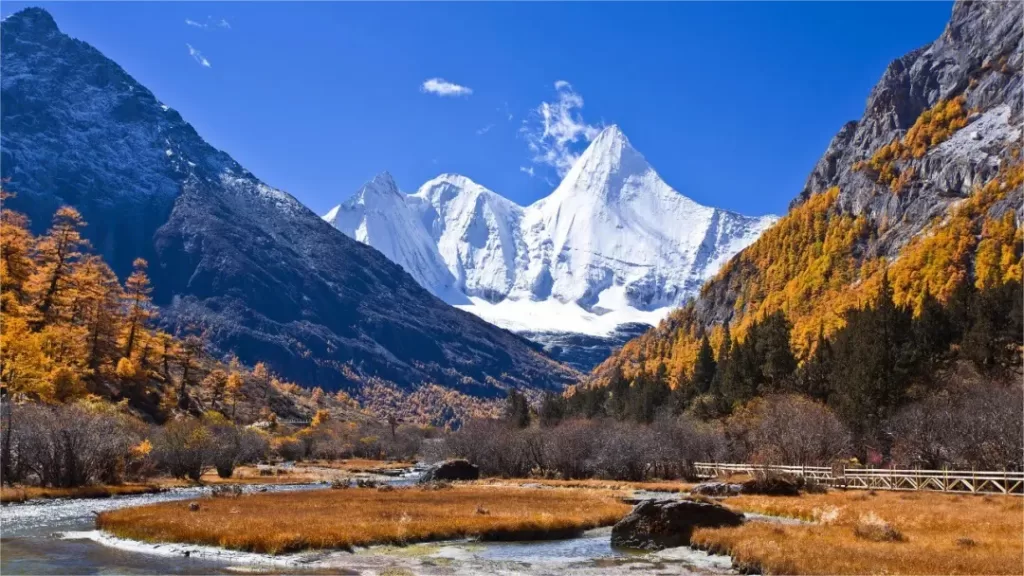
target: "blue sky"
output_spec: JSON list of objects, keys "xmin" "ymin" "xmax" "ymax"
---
[{"xmin": 6, "ymin": 2, "xmax": 953, "ymax": 217}]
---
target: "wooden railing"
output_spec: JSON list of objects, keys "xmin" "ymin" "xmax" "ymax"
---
[{"xmin": 693, "ymin": 462, "xmax": 1024, "ymax": 496}]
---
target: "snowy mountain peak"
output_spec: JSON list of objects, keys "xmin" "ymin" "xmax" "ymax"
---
[
  {"xmin": 326, "ymin": 126, "xmax": 776, "ymax": 338},
  {"xmin": 363, "ymin": 171, "xmax": 401, "ymax": 196}
]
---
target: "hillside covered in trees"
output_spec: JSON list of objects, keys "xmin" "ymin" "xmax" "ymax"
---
[
  {"xmin": 586, "ymin": 0, "xmax": 1022, "ymax": 457},
  {"xmin": 0, "ymin": 195, "xmax": 364, "ymax": 425}
]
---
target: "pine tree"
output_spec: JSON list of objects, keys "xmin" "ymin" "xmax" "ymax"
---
[
  {"xmin": 710, "ymin": 320, "xmax": 732, "ymax": 397},
  {"xmin": 122, "ymin": 258, "xmax": 154, "ymax": 359},
  {"xmin": 252, "ymin": 362, "xmax": 271, "ymax": 400},
  {"xmin": 692, "ymin": 334, "xmax": 716, "ymax": 395},
  {"xmin": 754, "ymin": 311, "xmax": 797, "ymax": 393},
  {"xmin": 28, "ymin": 207, "xmax": 88, "ymax": 327},
  {"xmin": 539, "ymin": 392, "xmax": 566, "ymax": 427},
  {"xmin": 798, "ymin": 324, "xmax": 833, "ymax": 402},
  {"xmin": 606, "ymin": 364, "xmax": 631, "ymax": 420},
  {"xmin": 72, "ymin": 255, "xmax": 123, "ymax": 371},
  {"xmin": 0, "ymin": 192, "xmax": 34, "ymax": 316},
  {"xmin": 504, "ymin": 388, "xmax": 530, "ymax": 428}
]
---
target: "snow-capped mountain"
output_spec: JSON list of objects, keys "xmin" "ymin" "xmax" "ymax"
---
[
  {"xmin": 1, "ymin": 7, "xmax": 578, "ymax": 395},
  {"xmin": 326, "ymin": 126, "xmax": 777, "ymax": 344}
]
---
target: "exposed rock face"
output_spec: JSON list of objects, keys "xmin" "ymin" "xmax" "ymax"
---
[
  {"xmin": 694, "ymin": 0, "xmax": 1022, "ymax": 327},
  {"xmin": 418, "ymin": 459, "xmax": 480, "ymax": 483},
  {"xmin": 610, "ymin": 499, "xmax": 745, "ymax": 550},
  {"xmin": 0, "ymin": 8, "xmax": 577, "ymax": 397}
]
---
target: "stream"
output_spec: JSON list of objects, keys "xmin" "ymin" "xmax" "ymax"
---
[{"xmin": 1, "ymin": 477, "xmax": 736, "ymax": 575}]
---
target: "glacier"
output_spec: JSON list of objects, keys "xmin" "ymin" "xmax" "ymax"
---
[{"xmin": 325, "ymin": 125, "xmax": 777, "ymax": 342}]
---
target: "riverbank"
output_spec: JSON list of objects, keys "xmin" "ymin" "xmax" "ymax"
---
[
  {"xmin": 691, "ymin": 490, "xmax": 1024, "ymax": 574},
  {"xmin": 0, "ymin": 484, "xmax": 167, "ymax": 504},
  {"xmin": 96, "ymin": 485, "xmax": 632, "ymax": 554},
  {"xmin": 0, "ymin": 461, "xmax": 413, "ymax": 504}
]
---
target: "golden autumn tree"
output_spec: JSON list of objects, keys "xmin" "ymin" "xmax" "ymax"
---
[
  {"xmin": 27, "ymin": 206, "xmax": 88, "ymax": 327},
  {"xmin": 72, "ymin": 255, "xmax": 124, "ymax": 371},
  {"xmin": 0, "ymin": 190, "xmax": 34, "ymax": 316},
  {"xmin": 122, "ymin": 258, "xmax": 154, "ymax": 359}
]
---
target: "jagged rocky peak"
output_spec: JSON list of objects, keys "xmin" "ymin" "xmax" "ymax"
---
[
  {"xmin": 325, "ymin": 124, "xmax": 777, "ymax": 345},
  {"xmin": 2, "ymin": 7, "xmax": 59, "ymax": 38},
  {"xmin": 362, "ymin": 171, "xmax": 401, "ymax": 196}
]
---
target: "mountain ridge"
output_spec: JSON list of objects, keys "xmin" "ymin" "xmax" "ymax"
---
[
  {"xmin": 1, "ymin": 7, "xmax": 578, "ymax": 401},
  {"xmin": 325, "ymin": 124, "xmax": 778, "ymax": 339},
  {"xmin": 591, "ymin": 0, "xmax": 1022, "ymax": 388}
]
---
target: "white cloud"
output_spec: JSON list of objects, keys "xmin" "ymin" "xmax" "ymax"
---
[
  {"xmin": 477, "ymin": 123, "xmax": 494, "ymax": 136},
  {"xmin": 186, "ymin": 44, "xmax": 212, "ymax": 68},
  {"xmin": 185, "ymin": 16, "xmax": 231, "ymax": 30},
  {"xmin": 521, "ymin": 81, "xmax": 602, "ymax": 176},
  {"xmin": 421, "ymin": 78, "xmax": 473, "ymax": 97},
  {"xmin": 519, "ymin": 166, "xmax": 535, "ymax": 177}
]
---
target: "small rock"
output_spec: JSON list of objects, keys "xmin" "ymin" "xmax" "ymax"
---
[
  {"xmin": 183, "ymin": 550, "xmax": 191, "ymax": 558},
  {"xmin": 611, "ymin": 499, "xmax": 744, "ymax": 550},
  {"xmin": 970, "ymin": 131, "xmax": 982, "ymax": 141},
  {"xmin": 188, "ymin": 502, "xmax": 200, "ymax": 512}
]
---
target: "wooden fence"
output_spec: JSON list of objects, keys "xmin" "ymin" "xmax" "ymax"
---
[{"xmin": 693, "ymin": 462, "xmax": 1024, "ymax": 496}]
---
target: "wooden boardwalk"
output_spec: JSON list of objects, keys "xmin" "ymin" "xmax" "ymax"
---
[{"xmin": 693, "ymin": 462, "xmax": 1024, "ymax": 496}]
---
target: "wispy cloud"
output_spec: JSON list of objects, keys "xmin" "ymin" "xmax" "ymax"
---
[
  {"xmin": 186, "ymin": 44, "xmax": 212, "ymax": 68},
  {"xmin": 476, "ymin": 123, "xmax": 494, "ymax": 136},
  {"xmin": 519, "ymin": 166, "xmax": 535, "ymax": 177},
  {"xmin": 421, "ymin": 78, "xmax": 473, "ymax": 97},
  {"xmin": 521, "ymin": 80, "xmax": 602, "ymax": 176},
  {"xmin": 185, "ymin": 16, "xmax": 231, "ymax": 30}
]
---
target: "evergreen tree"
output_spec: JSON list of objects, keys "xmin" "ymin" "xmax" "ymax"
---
[
  {"xmin": 754, "ymin": 311, "xmax": 797, "ymax": 393},
  {"xmin": 606, "ymin": 364, "xmax": 631, "ymax": 420},
  {"xmin": 691, "ymin": 334, "xmax": 716, "ymax": 395},
  {"xmin": 538, "ymin": 392, "xmax": 566, "ymax": 427},
  {"xmin": 504, "ymin": 387, "xmax": 531, "ymax": 428},
  {"xmin": 798, "ymin": 324, "xmax": 833, "ymax": 402},
  {"xmin": 709, "ymin": 320, "xmax": 732, "ymax": 397}
]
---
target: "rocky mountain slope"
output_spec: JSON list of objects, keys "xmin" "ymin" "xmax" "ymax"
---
[
  {"xmin": 326, "ymin": 126, "xmax": 777, "ymax": 345},
  {"xmin": 594, "ymin": 0, "xmax": 1022, "ymax": 383},
  {"xmin": 0, "ymin": 7, "xmax": 577, "ymax": 398}
]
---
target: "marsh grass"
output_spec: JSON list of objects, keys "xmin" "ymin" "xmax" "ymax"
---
[
  {"xmin": 692, "ymin": 491, "xmax": 1024, "ymax": 574},
  {"xmin": 97, "ymin": 485, "xmax": 630, "ymax": 554},
  {"xmin": 475, "ymin": 478, "xmax": 695, "ymax": 492},
  {"xmin": 0, "ymin": 484, "xmax": 165, "ymax": 503}
]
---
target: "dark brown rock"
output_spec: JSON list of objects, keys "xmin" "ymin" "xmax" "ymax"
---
[
  {"xmin": 418, "ymin": 459, "xmax": 479, "ymax": 483},
  {"xmin": 610, "ymin": 498, "xmax": 744, "ymax": 550}
]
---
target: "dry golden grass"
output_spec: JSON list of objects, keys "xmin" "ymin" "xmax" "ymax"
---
[
  {"xmin": 692, "ymin": 491, "xmax": 1024, "ymax": 575},
  {"xmin": 0, "ymin": 483, "xmax": 165, "ymax": 503},
  {"xmin": 196, "ymin": 465, "xmax": 335, "ymax": 485},
  {"xmin": 295, "ymin": 459, "xmax": 413, "ymax": 473},
  {"xmin": 475, "ymin": 477, "xmax": 696, "ymax": 493},
  {"xmin": 97, "ymin": 485, "xmax": 631, "ymax": 554}
]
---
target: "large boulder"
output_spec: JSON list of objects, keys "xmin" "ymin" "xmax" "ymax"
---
[
  {"xmin": 690, "ymin": 482, "xmax": 743, "ymax": 497},
  {"xmin": 611, "ymin": 499, "xmax": 745, "ymax": 550},
  {"xmin": 740, "ymin": 475, "xmax": 800, "ymax": 496},
  {"xmin": 418, "ymin": 459, "xmax": 479, "ymax": 483}
]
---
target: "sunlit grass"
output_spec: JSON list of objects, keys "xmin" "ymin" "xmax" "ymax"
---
[
  {"xmin": 0, "ymin": 483, "xmax": 165, "ymax": 503},
  {"xmin": 692, "ymin": 490, "xmax": 1024, "ymax": 574},
  {"xmin": 97, "ymin": 485, "xmax": 631, "ymax": 554},
  {"xmin": 475, "ymin": 477, "xmax": 696, "ymax": 492}
]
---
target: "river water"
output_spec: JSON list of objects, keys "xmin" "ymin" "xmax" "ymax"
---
[{"xmin": 1, "ymin": 478, "xmax": 736, "ymax": 575}]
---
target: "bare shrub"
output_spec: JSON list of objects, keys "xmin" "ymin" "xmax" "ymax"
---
[
  {"xmin": 6, "ymin": 401, "xmax": 144, "ymax": 488},
  {"xmin": 727, "ymin": 394, "xmax": 851, "ymax": 466},
  {"xmin": 887, "ymin": 384, "xmax": 1023, "ymax": 470},
  {"xmin": 152, "ymin": 419, "xmax": 214, "ymax": 481}
]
